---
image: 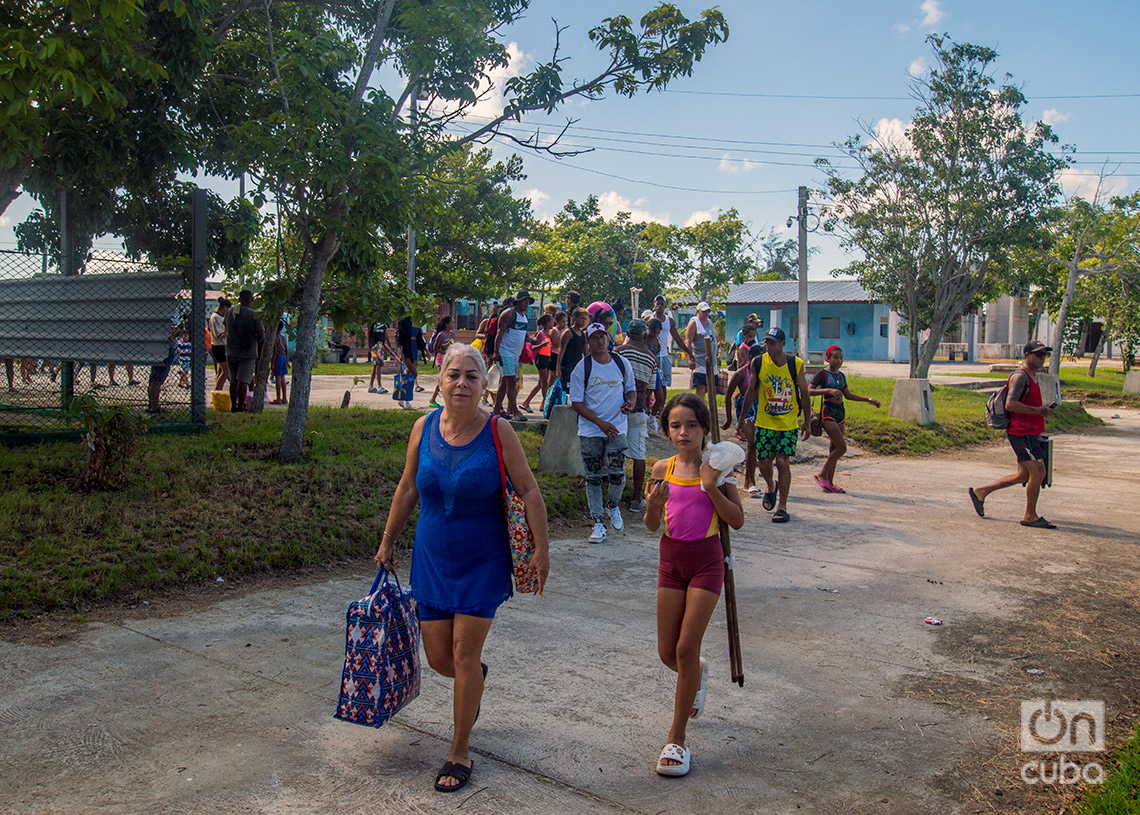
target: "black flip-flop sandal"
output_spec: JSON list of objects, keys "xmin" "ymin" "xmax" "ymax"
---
[
  {"xmin": 968, "ymin": 488, "xmax": 985, "ymax": 518},
  {"xmin": 762, "ymin": 491, "xmax": 777, "ymax": 511},
  {"xmin": 434, "ymin": 760, "xmax": 473, "ymax": 793},
  {"xmin": 1020, "ymin": 517, "xmax": 1057, "ymax": 529},
  {"xmin": 772, "ymin": 509, "xmax": 790, "ymax": 523}
]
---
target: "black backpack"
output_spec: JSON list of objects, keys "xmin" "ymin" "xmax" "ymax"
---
[{"xmin": 985, "ymin": 371, "xmax": 1028, "ymax": 430}]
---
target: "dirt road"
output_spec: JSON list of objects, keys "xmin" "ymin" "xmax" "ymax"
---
[{"xmin": 1, "ymin": 409, "xmax": 1137, "ymax": 814}]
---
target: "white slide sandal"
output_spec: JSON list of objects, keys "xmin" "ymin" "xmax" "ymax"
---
[{"xmin": 656, "ymin": 742, "xmax": 691, "ymax": 776}]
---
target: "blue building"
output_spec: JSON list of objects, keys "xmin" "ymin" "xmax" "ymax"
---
[{"xmin": 724, "ymin": 280, "xmax": 909, "ymax": 362}]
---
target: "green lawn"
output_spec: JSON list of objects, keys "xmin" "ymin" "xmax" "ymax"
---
[
  {"xmin": 0, "ymin": 408, "xmax": 586, "ymax": 621},
  {"xmin": 677, "ymin": 374, "xmax": 1102, "ymax": 456},
  {"xmin": 1069, "ymin": 724, "xmax": 1140, "ymax": 814},
  {"xmin": 943, "ymin": 365, "xmax": 1139, "ymax": 409}
]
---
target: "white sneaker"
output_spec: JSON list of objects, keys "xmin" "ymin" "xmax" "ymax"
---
[
  {"xmin": 588, "ymin": 522, "xmax": 607, "ymax": 544},
  {"xmin": 368, "ymin": 387, "xmax": 378, "ymax": 394},
  {"xmin": 608, "ymin": 505, "xmax": 624, "ymax": 531},
  {"xmin": 376, "ymin": 386, "xmax": 389, "ymax": 394}
]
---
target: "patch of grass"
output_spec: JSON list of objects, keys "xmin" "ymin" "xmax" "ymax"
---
[
  {"xmin": 665, "ymin": 376, "xmax": 1102, "ymax": 456},
  {"xmin": 943, "ymin": 365, "xmax": 1140, "ymax": 409},
  {"xmin": 1068, "ymin": 723, "xmax": 1140, "ymax": 815},
  {"xmin": 0, "ymin": 408, "xmax": 586, "ymax": 621}
]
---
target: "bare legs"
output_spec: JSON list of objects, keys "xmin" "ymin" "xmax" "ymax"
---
[
  {"xmin": 817, "ymin": 419, "xmax": 847, "ymax": 486},
  {"xmin": 420, "ymin": 615, "xmax": 494, "ymax": 788},
  {"xmin": 656, "ymin": 586, "xmax": 720, "ymax": 764},
  {"xmin": 973, "ymin": 459, "xmax": 1046, "ymax": 523},
  {"xmin": 757, "ymin": 454, "xmax": 792, "ymax": 511}
]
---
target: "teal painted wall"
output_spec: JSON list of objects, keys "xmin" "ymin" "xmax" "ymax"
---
[{"xmin": 725, "ymin": 302, "xmax": 908, "ymax": 362}]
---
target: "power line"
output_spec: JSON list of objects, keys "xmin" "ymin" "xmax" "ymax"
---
[{"xmin": 663, "ymin": 89, "xmax": 1140, "ymax": 101}]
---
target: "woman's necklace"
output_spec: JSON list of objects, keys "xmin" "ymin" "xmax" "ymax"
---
[{"xmin": 440, "ymin": 410, "xmax": 483, "ymax": 445}]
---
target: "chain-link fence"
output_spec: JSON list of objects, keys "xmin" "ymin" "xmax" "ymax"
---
[{"xmin": 0, "ymin": 247, "xmax": 205, "ymax": 439}]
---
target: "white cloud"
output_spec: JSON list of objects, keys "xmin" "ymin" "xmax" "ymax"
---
[
  {"xmin": 892, "ymin": 22, "xmax": 911, "ymax": 34},
  {"xmin": 1042, "ymin": 108, "xmax": 1070, "ymax": 126},
  {"xmin": 0, "ymin": 215, "xmax": 9, "ymax": 228},
  {"xmin": 447, "ymin": 42, "xmax": 528, "ymax": 121},
  {"xmin": 522, "ymin": 188, "xmax": 549, "ymax": 206},
  {"xmin": 717, "ymin": 153, "xmax": 762, "ymax": 174},
  {"xmin": 920, "ymin": 0, "xmax": 944, "ymax": 28},
  {"xmin": 597, "ymin": 191, "xmax": 671, "ymax": 225},
  {"xmin": 871, "ymin": 117, "xmax": 915, "ymax": 154},
  {"xmin": 683, "ymin": 209, "xmax": 718, "ymax": 228},
  {"xmin": 908, "ymin": 57, "xmax": 928, "ymax": 77},
  {"xmin": 1058, "ymin": 168, "xmax": 1131, "ymax": 201}
]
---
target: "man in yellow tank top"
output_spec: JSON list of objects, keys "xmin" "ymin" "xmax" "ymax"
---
[{"xmin": 736, "ymin": 327, "xmax": 812, "ymax": 523}]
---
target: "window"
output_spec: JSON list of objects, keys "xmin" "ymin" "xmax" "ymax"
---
[
  {"xmin": 880, "ymin": 322, "xmax": 889, "ymax": 338},
  {"xmin": 819, "ymin": 317, "xmax": 840, "ymax": 338}
]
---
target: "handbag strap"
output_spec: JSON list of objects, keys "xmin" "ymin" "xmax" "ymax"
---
[{"xmin": 489, "ymin": 415, "xmax": 508, "ymax": 502}]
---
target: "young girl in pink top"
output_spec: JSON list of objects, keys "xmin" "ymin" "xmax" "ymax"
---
[{"xmin": 644, "ymin": 393, "xmax": 744, "ymax": 777}]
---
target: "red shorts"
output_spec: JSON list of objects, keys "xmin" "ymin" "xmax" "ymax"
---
[{"xmin": 658, "ymin": 534, "xmax": 725, "ymax": 595}]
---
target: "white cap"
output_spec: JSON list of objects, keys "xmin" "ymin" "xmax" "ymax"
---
[
  {"xmin": 697, "ymin": 301, "xmax": 711, "ymax": 312},
  {"xmin": 586, "ymin": 322, "xmax": 609, "ymax": 337}
]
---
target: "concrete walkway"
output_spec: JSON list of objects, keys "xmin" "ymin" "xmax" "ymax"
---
[{"xmin": 2, "ymin": 409, "xmax": 1138, "ymax": 814}]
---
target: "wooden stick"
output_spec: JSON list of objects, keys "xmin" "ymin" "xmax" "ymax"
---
[{"xmin": 704, "ymin": 337, "xmax": 744, "ymax": 686}]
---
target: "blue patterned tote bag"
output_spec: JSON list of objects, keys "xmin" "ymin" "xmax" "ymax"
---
[
  {"xmin": 392, "ymin": 363, "xmax": 415, "ymax": 402},
  {"xmin": 334, "ymin": 570, "xmax": 421, "ymax": 727}
]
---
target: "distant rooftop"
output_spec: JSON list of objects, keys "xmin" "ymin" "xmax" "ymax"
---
[{"xmin": 726, "ymin": 279, "xmax": 873, "ymax": 305}]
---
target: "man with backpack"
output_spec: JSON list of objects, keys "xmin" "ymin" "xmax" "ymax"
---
[
  {"xmin": 969, "ymin": 341, "xmax": 1057, "ymax": 528},
  {"xmin": 736, "ymin": 326, "xmax": 812, "ymax": 523},
  {"xmin": 571, "ymin": 322, "xmax": 637, "ymax": 544}
]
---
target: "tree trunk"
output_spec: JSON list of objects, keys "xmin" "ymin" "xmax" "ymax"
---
[
  {"xmin": 907, "ymin": 325, "xmax": 920, "ymax": 378},
  {"xmin": 1087, "ymin": 308, "xmax": 1114, "ymax": 378},
  {"xmin": 250, "ymin": 312, "xmax": 283, "ymax": 412},
  {"xmin": 0, "ymin": 155, "xmax": 31, "ymax": 216},
  {"xmin": 1049, "ymin": 260, "xmax": 1080, "ymax": 377},
  {"xmin": 277, "ymin": 237, "xmax": 338, "ymax": 462}
]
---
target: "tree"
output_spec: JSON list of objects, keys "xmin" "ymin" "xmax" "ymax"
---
[
  {"xmin": 1024, "ymin": 188, "xmax": 1140, "ymax": 377},
  {"xmin": 818, "ymin": 35, "xmax": 1066, "ymax": 378},
  {"xmin": 197, "ymin": 1, "xmax": 729, "ymax": 462},
  {"xmin": 751, "ymin": 227, "xmax": 807, "ymax": 281},
  {"xmin": 646, "ymin": 210, "xmax": 752, "ymax": 301}
]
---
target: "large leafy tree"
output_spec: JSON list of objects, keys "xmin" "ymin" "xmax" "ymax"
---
[
  {"xmin": 1020, "ymin": 189, "xmax": 1140, "ymax": 377},
  {"xmin": 819, "ymin": 34, "xmax": 1066, "ymax": 378},
  {"xmin": 197, "ymin": 1, "xmax": 729, "ymax": 461}
]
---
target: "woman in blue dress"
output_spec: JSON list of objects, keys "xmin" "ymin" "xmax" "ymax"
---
[{"xmin": 375, "ymin": 343, "xmax": 550, "ymax": 793}]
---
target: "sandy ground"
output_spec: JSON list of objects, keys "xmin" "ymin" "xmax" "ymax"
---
[{"xmin": 2, "ymin": 399, "xmax": 1138, "ymax": 814}]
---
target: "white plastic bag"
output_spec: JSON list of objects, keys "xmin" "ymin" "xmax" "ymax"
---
[
  {"xmin": 700, "ymin": 441, "xmax": 746, "ymax": 491},
  {"xmin": 486, "ymin": 363, "xmax": 502, "ymax": 393}
]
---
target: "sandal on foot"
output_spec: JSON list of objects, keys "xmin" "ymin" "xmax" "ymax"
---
[
  {"xmin": 828, "ymin": 483, "xmax": 846, "ymax": 494},
  {"xmin": 434, "ymin": 760, "xmax": 473, "ymax": 792},
  {"xmin": 761, "ymin": 490, "xmax": 777, "ymax": 511},
  {"xmin": 814, "ymin": 475, "xmax": 832, "ymax": 493},
  {"xmin": 746, "ymin": 485, "xmax": 761, "ymax": 497},
  {"xmin": 968, "ymin": 487, "xmax": 985, "ymax": 518},
  {"xmin": 1020, "ymin": 517, "xmax": 1057, "ymax": 529},
  {"xmin": 772, "ymin": 509, "xmax": 790, "ymax": 523},
  {"xmin": 656, "ymin": 743, "xmax": 691, "ymax": 777},
  {"xmin": 691, "ymin": 657, "xmax": 709, "ymax": 719}
]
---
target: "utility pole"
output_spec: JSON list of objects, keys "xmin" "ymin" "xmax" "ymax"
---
[
  {"xmin": 406, "ymin": 89, "xmax": 418, "ymax": 292},
  {"xmin": 796, "ymin": 185, "xmax": 808, "ymax": 359}
]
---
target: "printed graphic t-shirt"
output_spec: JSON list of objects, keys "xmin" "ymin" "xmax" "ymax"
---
[
  {"xmin": 569, "ymin": 355, "xmax": 637, "ymax": 439},
  {"xmin": 751, "ymin": 353, "xmax": 804, "ymax": 431}
]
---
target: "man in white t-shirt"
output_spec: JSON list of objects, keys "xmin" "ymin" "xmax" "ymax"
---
[{"xmin": 570, "ymin": 322, "xmax": 637, "ymax": 544}]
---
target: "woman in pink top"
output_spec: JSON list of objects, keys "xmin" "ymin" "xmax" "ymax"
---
[{"xmin": 644, "ymin": 393, "xmax": 744, "ymax": 777}]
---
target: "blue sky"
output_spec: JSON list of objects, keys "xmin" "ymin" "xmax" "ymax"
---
[{"xmin": 3, "ymin": 0, "xmax": 1137, "ymax": 283}]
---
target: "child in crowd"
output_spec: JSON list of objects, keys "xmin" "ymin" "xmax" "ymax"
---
[
  {"xmin": 368, "ymin": 337, "xmax": 389, "ymax": 394},
  {"xmin": 644, "ymin": 393, "xmax": 744, "ymax": 777},
  {"xmin": 176, "ymin": 331, "xmax": 192, "ymax": 388},
  {"xmin": 272, "ymin": 322, "xmax": 289, "ymax": 404},
  {"xmin": 809, "ymin": 344, "xmax": 881, "ymax": 493}
]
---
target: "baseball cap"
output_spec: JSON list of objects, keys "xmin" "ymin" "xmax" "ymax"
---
[
  {"xmin": 763, "ymin": 326, "xmax": 786, "ymax": 343},
  {"xmin": 696, "ymin": 301, "xmax": 711, "ymax": 312},
  {"xmin": 1023, "ymin": 340, "xmax": 1052, "ymax": 356},
  {"xmin": 586, "ymin": 322, "xmax": 609, "ymax": 337}
]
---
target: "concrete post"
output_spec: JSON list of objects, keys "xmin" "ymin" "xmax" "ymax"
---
[
  {"xmin": 888, "ymin": 378, "xmax": 935, "ymax": 425},
  {"xmin": 538, "ymin": 405, "xmax": 585, "ymax": 476},
  {"xmin": 1123, "ymin": 371, "xmax": 1140, "ymax": 394},
  {"xmin": 888, "ymin": 309, "xmax": 900, "ymax": 363}
]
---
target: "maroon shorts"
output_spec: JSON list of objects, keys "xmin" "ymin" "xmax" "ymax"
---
[{"xmin": 658, "ymin": 534, "xmax": 725, "ymax": 595}]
